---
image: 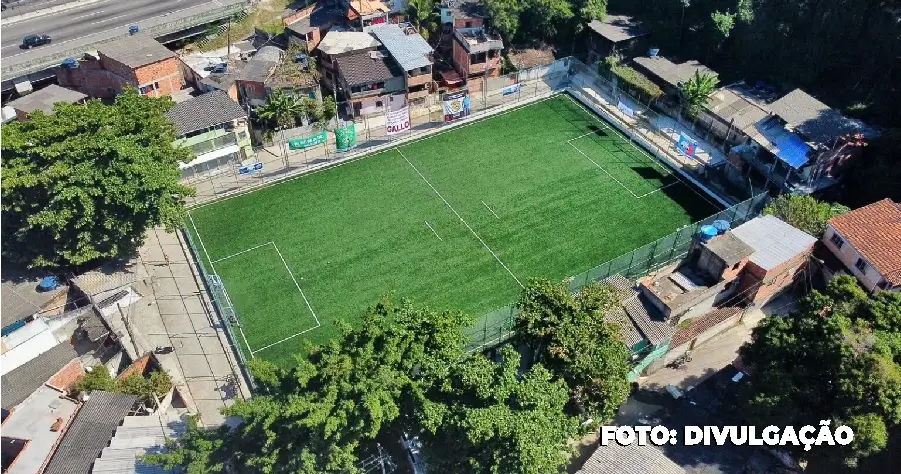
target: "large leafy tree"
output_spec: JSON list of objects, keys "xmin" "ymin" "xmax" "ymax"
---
[
  {"xmin": 417, "ymin": 346, "xmax": 579, "ymax": 474},
  {"xmin": 763, "ymin": 194, "xmax": 849, "ymax": 237},
  {"xmin": 515, "ymin": 279, "xmax": 631, "ymax": 422},
  {"xmin": 145, "ymin": 297, "xmax": 474, "ymax": 473},
  {"xmin": 739, "ymin": 276, "xmax": 901, "ymax": 467},
  {"xmin": 679, "ymin": 70, "xmax": 719, "ymax": 118},
  {"xmin": 407, "ymin": 0, "xmax": 439, "ymax": 40},
  {"xmin": 484, "ymin": 0, "xmax": 524, "ymax": 42},
  {"xmin": 256, "ymin": 91, "xmax": 302, "ymax": 130},
  {"xmin": 1, "ymin": 88, "xmax": 194, "ymax": 269}
]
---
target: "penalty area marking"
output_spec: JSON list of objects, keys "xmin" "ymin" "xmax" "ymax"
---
[
  {"xmin": 568, "ymin": 135, "xmax": 678, "ymax": 200},
  {"xmin": 210, "ymin": 240, "xmax": 322, "ymax": 357}
]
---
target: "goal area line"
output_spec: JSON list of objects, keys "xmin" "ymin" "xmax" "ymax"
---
[
  {"xmin": 190, "ymin": 230, "xmax": 322, "ymax": 358},
  {"xmin": 566, "ymin": 134, "xmax": 678, "ymax": 200}
]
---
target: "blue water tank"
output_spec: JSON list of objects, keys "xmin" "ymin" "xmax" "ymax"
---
[
  {"xmin": 38, "ymin": 276, "xmax": 59, "ymax": 292},
  {"xmin": 712, "ymin": 220, "xmax": 731, "ymax": 235},
  {"xmin": 61, "ymin": 58, "xmax": 78, "ymax": 69},
  {"xmin": 699, "ymin": 225, "xmax": 718, "ymax": 242},
  {"xmin": 649, "ymin": 48, "xmax": 660, "ymax": 57},
  {"xmin": 129, "ymin": 25, "xmax": 140, "ymax": 35}
]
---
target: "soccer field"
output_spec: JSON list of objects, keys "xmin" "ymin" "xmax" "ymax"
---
[{"xmin": 187, "ymin": 93, "xmax": 720, "ymax": 366}]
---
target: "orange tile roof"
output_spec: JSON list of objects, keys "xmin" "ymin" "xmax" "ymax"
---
[{"xmin": 828, "ymin": 198, "xmax": 901, "ymax": 285}]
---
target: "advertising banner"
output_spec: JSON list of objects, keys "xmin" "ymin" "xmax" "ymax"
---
[
  {"xmin": 502, "ymin": 83, "xmax": 521, "ymax": 95},
  {"xmin": 288, "ymin": 131, "xmax": 327, "ymax": 150},
  {"xmin": 335, "ymin": 123, "xmax": 357, "ymax": 151},
  {"xmin": 238, "ymin": 161, "xmax": 264, "ymax": 175},
  {"xmin": 443, "ymin": 90, "xmax": 470, "ymax": 122},
  {"xmin": 617, "ymin": 101, "xmax": 635, "ymax": 118},
  {"xmin": 676, "ymin": 133, "xmax": 697, "ymax": 158},
  {"xmin": 386, "ymin": 106, "xmax": 411, "ymax": 135}
]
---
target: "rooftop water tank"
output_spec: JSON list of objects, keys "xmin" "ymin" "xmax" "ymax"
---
[
  {"xmin": 699, "ymin": 225, "xmax": 718, "ymax": 242},
  {"xmin": 712, "ymin": 220, "xmax": 731, "ymax": 235},
  {"xmin": 649, "ymin": 48, "xmax": 660, "ymax": 57},
  {"xmin": 61, "ymin": 58, "xmax": 78, "ymax": 69},
  {"xmin": 129, "ymin": 25, "xmax": 140, "ymax": 35},
  {"xmin": 38, "ymin": 276, "xmax": 59, "ymax": 292}
]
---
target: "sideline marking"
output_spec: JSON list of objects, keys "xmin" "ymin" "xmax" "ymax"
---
[
  {"xmin": 481, "ymin": 200, "xmax": 500, "ymax": 219},
  {"xmin": 425, "ymin": 221, "xmax": 443, "ymax": 241}
]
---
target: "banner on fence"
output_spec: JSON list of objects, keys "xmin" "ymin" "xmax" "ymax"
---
[
  {"xmin": 335, "ymin": 123, "xmax": 357, "ymax": 151},
  {"xmin": 288, "ymin": 131, "xmax": 327, "ymax": 150},
  {"xmin": 386, "ymin": 106, "xmax": 411, "ymax": 135},
  {"xmin": 503, "ymin": 83, "xmax": 521, "ymax": 95},
  {"xmin": 443, "ymin": 90, "xmax": 470, "ymax": 122},
  {"xmin": 617, "ymin": 101, "xmax": 635, "ymax": 118},
  {"xmin": 676, "ymin": 133, "xmax": 697, "ymax": 158},
  {"xmin": 237, "ymin": 161, "xmax": 263, "ymax": 175}
]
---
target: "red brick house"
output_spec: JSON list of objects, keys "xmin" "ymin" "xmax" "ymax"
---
[{"xmin": 56, "ymin": 34, "xmax": 184, "ymax": 99}]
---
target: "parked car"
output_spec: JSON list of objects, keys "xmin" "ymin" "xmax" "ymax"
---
[{"xmin": 21, "ymin": 34, "xmax": 51, "ymax": 49}]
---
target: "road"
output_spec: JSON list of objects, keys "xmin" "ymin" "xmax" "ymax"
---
[{"xmin": 1, "ymin": 0, "xmax": 213, "ymax": 52}]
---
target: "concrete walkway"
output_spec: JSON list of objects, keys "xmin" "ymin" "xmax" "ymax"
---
[
  {"xmin": 131, "ymin": 227, "xmax": 250, "ymax": 427},
  {"xmin": 639, "ymin": 309, "xmax": 766, "ymax": 393}
]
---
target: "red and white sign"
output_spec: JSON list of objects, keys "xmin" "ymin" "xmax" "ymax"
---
[{"xmin": 386, "ymin": 106, "xmax": 411, "ymax": 135}]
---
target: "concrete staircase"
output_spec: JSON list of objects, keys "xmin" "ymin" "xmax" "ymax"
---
[{"xmin": 91, "ymin": 414, "xmax": 186, "ymax": 474}]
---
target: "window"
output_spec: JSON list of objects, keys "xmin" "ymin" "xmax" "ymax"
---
[
  {"xmin": 375, "ymin": 100, "xmax": 383, "ymax": 107},
  {"xmin": 138, "ymin": 83, "xmax": 158, "ymax": 94},
  {"xmin": 830, "ymin": 233, "xmax": 844, "ymax": 249},
  {"xmin": 325, "ymin": 71, "xmax": 332, "ymax": 79},
  {"xmin": 855, "ymin": 258, "xmax": 868, "ymax": 273},
  {"xmin": 465, "ymin": 21, "xmax": 472, "ymax": 28}
]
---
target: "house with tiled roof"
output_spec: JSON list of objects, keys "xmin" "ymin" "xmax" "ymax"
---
[
  {"xmin": 821, "ymin": 198, "xmax": 901, "ymax": 292},
  {"xmin": 334, "ymin": 47, "xmax": 406, "ymax": 116},
  {"xmin": 165, "ymin": 91, "xmax": 254, "ymax": 181}
]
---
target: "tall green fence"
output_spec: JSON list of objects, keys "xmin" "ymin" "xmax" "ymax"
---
[{"xmin": 464, "ymin": 192, "xmax": 772, "ymax": 353}]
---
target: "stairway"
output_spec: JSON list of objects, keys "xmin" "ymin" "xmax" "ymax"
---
[{"xmin": 91, "ymin": 415, "xmax": 187, "ymax": 474}]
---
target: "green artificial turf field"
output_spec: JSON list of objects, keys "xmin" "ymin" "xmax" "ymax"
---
[{"xmin": 187, "ymin": 93, "xmax": 721, "ymax": 366}]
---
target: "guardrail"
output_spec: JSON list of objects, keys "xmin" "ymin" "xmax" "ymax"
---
[{"xmin": 1, "ymin": 2, "xmax": 246, "ymax": 79}]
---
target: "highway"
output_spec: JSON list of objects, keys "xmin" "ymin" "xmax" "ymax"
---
[{"xmin": 1, "ymin": 0, "xmax": 215, "ymax": 52}]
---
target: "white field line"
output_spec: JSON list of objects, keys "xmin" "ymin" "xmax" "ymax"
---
[
  {"xmin": 188, "ymin": 213, "xmax": 256, "ymax": 358},
  {"xmin": 189, "ymin": 94, "xmax": 562, "ymax": 211},
  {"xmin": 250, "ymin": 324, "xmax": 322, "ymax": 355},
  {"xmin": 568, "ymin": 140, "xmax": 642, "ymax": 199},
  {"xmin": 270, "ymin": 241, "xmax": 321, "ymax": 327},
  {"xmin": 564, "ymin": 94, "xmax": 721, "ymax": 210},
  {"xmin": 425, "ymin": 221, "xmax": 443, "ymax": 241},
  {"xmin": 237, "ymin": 326, "xmax": 255, "ymax": 359},
  {"xmin": 635, "ymin": 182, "xmax": 680, "ymax": 199},
  {"xmin": 567, "ymin": 130, "xmax": 602, "ymax": 143},
  {"xmin": 481, "ymin": 200, "xmax": 500, "ymax": 219},
  {"xmin": 397, "ymin": 148, "xmax": 524, "ymax": 289},
  {"xmin": 211, "ymin": 242, "xmax": 274, "ymax": 263}
]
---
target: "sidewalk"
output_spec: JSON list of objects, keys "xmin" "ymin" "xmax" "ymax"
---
[
  {"xmin": 639, "ymin": 308, "xmax": 766, "ymax": 393},
  {"xmin": 131, "ymin": 227, "xmax": 250, "ymax": 427}
]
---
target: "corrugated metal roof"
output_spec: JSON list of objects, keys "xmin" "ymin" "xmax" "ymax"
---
[
  {"xmin": 368, "ymin": 24, "xmax": 432, "ymax": 71},
  {"xmin": 624, "ymin": 294, "xmax": 674, "ymax": 346},
  {"xmin": 730, "ymin": 215, "xmax": 816, "ymax": 271},
  {"xmin": 633, "ymin": 56, "xmax": 717, "ymax": 88},
  {"xmin": 317, "ymin": 31, "xmax": 380, "ymax": 56},
  {"xmin": 1, "ymin": 343, "xmax": 78, "ymax": 410},
  {"xmin": 8, "ymin": 85, "xmax": 87, "ymax": 115},
  {"xmin": 165, "ymin": 91, "xmax": 247, "ymax": 136},
  {"xmin": 577, "ymin": 442, "xmax": 686, "ymax": 474},
  {"xmin": 586, "ymin": 15, "xmax": 649, "ymax": 43},
  {"xmin": 43, "ymin": 391, "xmax": 138, "ymax": 474}
]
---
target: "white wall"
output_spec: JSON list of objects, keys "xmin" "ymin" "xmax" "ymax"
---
[{"xmin": 821, "ymin": 225, "xmax": 885, "ymax": 291}]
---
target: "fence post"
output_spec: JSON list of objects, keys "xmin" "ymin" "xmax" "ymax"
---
[{"xmin": 647, "ymin": 239, "xmax": 659, "ymax": 273}]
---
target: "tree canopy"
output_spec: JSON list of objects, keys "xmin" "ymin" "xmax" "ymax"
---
[
  {"xmin": 1, "ymin": 88, "xmax": 194, "ymax": 269},
  {"xmin": 679, "ymin": 71, "xmax": 719, "ymax": 117},
  {"xmin": 738, "ymin": 276, "xmax": 901, "ymax": 467},
  {"xmin": 515, "ymin": 279, "xmax": 631, "ymax": 423},
  {"xmin": 763, "ymin": 194, "xmax": 849, "ymax": 237}
]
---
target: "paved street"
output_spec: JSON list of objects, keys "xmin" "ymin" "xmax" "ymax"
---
[{"xmin": 132, "ymin": 227, "xmax": 250, "ymax": 427}]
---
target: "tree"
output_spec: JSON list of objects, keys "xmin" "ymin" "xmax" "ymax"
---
[
  {"xmin": 738, "ymin": 276, "xmax": 901, "ymax": 466},
  {"xmin": 710, "ymin": 10, "xmax": 735, "ymax": 38},
  {"xmin": 143, "ymin": 416, "xmax": 232, "ymax": 474},
  {"xmin": 523, "ymin": 0, "xmax": 574, "ymax": 39},
  {"xmin": 417, "ymin": 346, "xmax": 579, "ymax": 474},
  {"xmin": 679, "ymin": 70, "xmax": 719, "ymax": 118},
  {"xmin": 1, "ymin": 89, "xmax": 194, "ymax": 269},
  {"xmin": 515, "ymin": 279, "xmax": 631, "ymax": 422},
  {"xmin": 145, "ymin": 297, "xmax": 474, "ymax": 473},
  {"xmin": 77, "ymin": 367, "xmax": 117, "ymax": 394},
  {"xmin": 843, "ymin": 128, "xmax": 901, "ymax": 207},
  {"xmin": 484, "ymin": 0, "xmax": 523, "ymax": 42},
  {"xmin": 407, "ymin": 0, "xmax": 439, "ymax": 40},
  {"xmin": 763, "ymin": 194, "xmax": 849, "ymax": 237},
  {"xmin": 256, "ymin": 91, "xmax": 302, "ymax": 130}
]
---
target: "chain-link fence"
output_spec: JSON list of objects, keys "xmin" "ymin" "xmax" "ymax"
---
[
  {"xmin": 463, "ymin": 192, "xmax": 771, "ymax": 353},
  {"xmin": 183, "ymin": 58, "xmax": 574, "ymax": 206},
  {"xmin": 182, "ymin": 223, "xmax": 256, "ymax": 389}
]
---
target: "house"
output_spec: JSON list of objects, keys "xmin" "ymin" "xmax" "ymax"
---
[
  {"xmin": 236, "ymin": 45, "xmax": 321, "ymax": 107},
  {"xmin": 56, "ymin": 34, "xmax": 184, "ymax": 99},
  {"xmin": 576, "ymin": 441, "xmax": 686, "ymax": 474},
  {"xmin": 343, "ymin": 0, "xmax": 390, "ymax": 29},
  {"xmin": 620, "ymin": 215, "xmax": 815, "ymax": 376},
  {"xmin": 180, "ymin": 41, "xmax": 256, "ymax": 101},
  {"xmin": 697, "ymin": 85, "xmax": 770, "ymax": 148},
  {"xmin": 439, "ymin": 0, "xmax": 485, "ymax": 31},
  {"xmin": 42, "ymin": 391, "xmax": 139, "ymax": 474},
  {"xmin": 284, "ymin": 3, "xmax": 346, "ymax": 52},
  {"xmin": 632, "ymin": 55, "xmax": 717, "ymax": 97},
  {"xmin": 369, "ymin": 24, "xmax": 434, "ymax": 102},
  {"xmin": 731, "ymin": 89, "xmax": 875, "ymax": 194},
  {"xmin": 165, "ymin": 91, "xmax": 254, "ymax": 180},
  {"xmin": 585, "ymin": 14, "xmax": 650, "ymax": 62},
  {"xmin": 0, "ymin": 384, "xmax": 80, "ymax": 474},
  {"xmin": 6, "ymin": 85, "xmax": 88, "ymax": 121},
  {"xmin": 821, "ymin": 199, "xmax": 901, "ymax": 292},
  {"xmin": 315, "ymin": 30, "xmax": 382, "ymax": 91},
  {"xmin": 451, "ymin": 26, "xmax": 504, "ymax": 89},
  {"xmin": 2, "ymin": 342, "xmax": 80, "ymax": 416},
  {"xmin": 335, "ymin": 48, "xmax": 405, "ymax": 116}
]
